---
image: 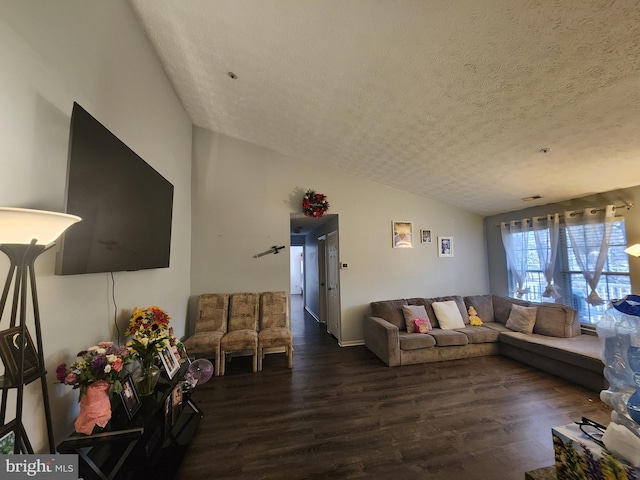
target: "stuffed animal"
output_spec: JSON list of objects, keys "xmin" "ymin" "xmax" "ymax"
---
[{"xmin": 468, "ymin": 306, "xmax": 483, "ymax": 326}]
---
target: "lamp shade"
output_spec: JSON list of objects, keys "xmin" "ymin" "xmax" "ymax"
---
[
  {"xmin": 625, "ymin": 243, "xmax": 640, "ymax": 258},
  {"xmin": 0, "ymin": 207, "xmax": 81, "ymax": 245}
]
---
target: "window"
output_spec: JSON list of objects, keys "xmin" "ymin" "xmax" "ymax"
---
[{"xmin": 508, "ymin": 218, "xmax": 630, "ymax": 326}]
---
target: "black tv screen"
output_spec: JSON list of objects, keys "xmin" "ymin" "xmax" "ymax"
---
[{"xmin": 56, "ymin": 102, "xmax": 174, "ymax": 275}]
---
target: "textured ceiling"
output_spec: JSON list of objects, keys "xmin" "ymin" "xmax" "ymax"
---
[{"xmin": 129, "ymin": 0, "xmax": 640, "ymax": 216}]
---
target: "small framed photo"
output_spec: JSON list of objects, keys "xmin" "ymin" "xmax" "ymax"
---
[
  {"xmin": 164, "ymin": 394, "xmax": 172, "ymax": 434},
  {"xmin": 420, "ymin": 229, "xmax": 432, "ymax": 244},
  {"xmin": 0, "ymin": 420, "xmax": 16, "ymax": 454},
  {"xmin": 438, "ymin": 236, "xmax": 454, "ymax": 257},
  {"xmin": 171, "ymin": 383, "xmax": 183, "ymax": 426},
  {"xmin": 0, "ymin": 326, "xmax": 41, "ymax": 382},
  {"xmin": 118, "ymin": 374, "xmax": 141, "ymax": 420},
  {"xmin": 392, "ymin": 221, "xmax": 413, "ymax": 248},
  {"xmin": 160, "ymin": 345, "xmax": 180, "ymax": 379}
]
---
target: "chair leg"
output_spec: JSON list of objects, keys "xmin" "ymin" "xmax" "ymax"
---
[
  {"xmin": 220, "ymin": 350, "xmax": 226, "ymax": 376},
  {"xmin": 214, "ymin": 348, "xmax": 220, "ymax": 377},
  {"xmin": 258, "ymin": 347, "xmax": 263, "ymax": 372},
  {"xmin": 252, "ymin": 350, "xmax": 258, "ymax": 373},
  {"xmin": 288, "ymin": 345, "xmax": 293, "ymax": 368}
]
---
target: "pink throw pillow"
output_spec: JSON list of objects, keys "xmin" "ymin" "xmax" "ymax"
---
[{"xmin": 414, "ymin": 318, "xmax": 432, "ymax": 334}]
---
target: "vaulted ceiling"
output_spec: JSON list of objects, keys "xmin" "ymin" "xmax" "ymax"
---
[{"xmin": 129, "ymin": 0, "xmax": 640, "ymax": 216}]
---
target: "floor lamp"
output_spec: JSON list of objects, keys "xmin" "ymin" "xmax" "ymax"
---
[{"xmin": 0, "ymin": 207, "xmax": 81, "ymax": 453}]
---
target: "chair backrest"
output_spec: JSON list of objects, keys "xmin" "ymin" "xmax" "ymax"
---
[
  {"xmin": 228, "ymin": 293, "xmax": 259, "ymax": 331},
  {"xmin": 195, "ymin": 294, "xmax": 229, "ymax": 334},
  {"xmin": 260, "ymin": 291, "xmax": 288, "ymax": 329}
]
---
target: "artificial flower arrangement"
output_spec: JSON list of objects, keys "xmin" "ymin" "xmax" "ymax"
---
[
  {"xmin": 302, "ymin": 189, "xmax": 329, "ymax": 218},
  {"xmin": 125, "ymin": 306, "xmax": 171, "ymax": 365},
  {"xmin": 56, "ymin": 341, "xmax": 131, "ymax": 397}
]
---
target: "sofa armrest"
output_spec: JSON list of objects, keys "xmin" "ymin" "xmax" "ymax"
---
[{"xmin": 363, "ymin": 316, "xmax": 400, "ymax": 367}]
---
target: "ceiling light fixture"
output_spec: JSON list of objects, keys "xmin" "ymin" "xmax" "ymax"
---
[{"xmin": 227, "ymin": 72, "xmax": 237, "ymax": 79}]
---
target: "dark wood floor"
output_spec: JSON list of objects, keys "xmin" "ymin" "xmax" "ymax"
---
[{"xmin": 177, "ymin": 295, "xmax": 610, "ymax": 480}]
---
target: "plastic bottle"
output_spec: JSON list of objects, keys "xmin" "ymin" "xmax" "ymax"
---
[{"xmin": 597, "ymin": 294, "xmax": 640, "ymax": 438}]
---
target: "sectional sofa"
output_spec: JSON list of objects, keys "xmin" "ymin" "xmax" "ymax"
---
[{"xmin": 363, "ymin": 294, "xmax": 605, "ymax": 391}]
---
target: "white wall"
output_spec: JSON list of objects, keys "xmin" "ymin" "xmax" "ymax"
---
[
  {"xmin": 0, "ymin": 1, "xmax": 192, "ymax": 451},
  {"xmin": 191, "ymin": 128, "xmax": 489, "ymax": 344}
]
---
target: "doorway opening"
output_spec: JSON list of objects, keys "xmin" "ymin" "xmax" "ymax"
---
[{"xmin": 289, "ymin": 213, "xmax": 341, "ymax": 344}]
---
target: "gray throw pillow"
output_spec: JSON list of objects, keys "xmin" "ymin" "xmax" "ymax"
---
[
  {"xmin": 402, "ymin": 305, "xmax": 429, "ymax": 333},
  {"xmin": 505, "ymin": 304, "xmax": 538, "ymax": 334}
]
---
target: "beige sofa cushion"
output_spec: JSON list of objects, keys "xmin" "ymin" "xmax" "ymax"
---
[
  {"xmin": 464, "ymin": 295, "xmax": 495, "ymax": 323},
  {"xmin": 455, "ymin": 325, "xmax": 501, "ymax": 344},
  {"xmin": 533, "ymin": 303, "xmax": 580, "ymax": 338},
  {"xmin": 370, "ymin": 299, "xmax": 408, "ymax": 331},
  {"xmin": 493, "ymin": 295, "xmax": 530, "ymax": 324},
  {"xmin": 399, "ymin": 332, "xmax": 436, "ymax": 351},
  {"xmin": 505, "ymin": 304, "xmax": 538, "ymax": 334},
  {"xmin": 428, "ymin": 328, "xmax": 469, "ymax": 346}
]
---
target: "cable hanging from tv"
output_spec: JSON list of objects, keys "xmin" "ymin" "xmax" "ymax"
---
[{"xmin": 253, "ymin": 246, "xmax": 285, "ymax": 258}]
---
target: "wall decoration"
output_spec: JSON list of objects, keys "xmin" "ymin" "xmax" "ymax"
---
[
  {"xmin": 420, "ymin": 229, "xmax": 432, "ymax": 243},
  {"xmin": 302, "ymin": 190, "xmax": 329, "ymax": 217},
  {"xmin": 392, "ymin": 221, "xmax": 413, "ymax": 248},
  {"xmin": 438, "ymin": 236, "xmax": 454, "ymax": 257}
]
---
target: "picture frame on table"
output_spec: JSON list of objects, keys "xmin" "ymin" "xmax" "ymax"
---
[
  {"xmin": 118, "ymin": 374, "xmax": 141, "ymax": 420},
  {"xmin": 0, "ymin": 420, "xmax": 16, "ymax": 454},
  {"xmin": 160, "ymin": 345, "xmax": 180, "ymax": 379},
  {"xmin": 420, "ymin": 229, "xmax": 432, "ymax": 244},
  {"xmin": 392, "ymin": 221, "xmax": 413, "ymax": 248},
  {"xmin": 164, "ymin": 394, "xmax": 172, "ymax": 434},
  {"xmin": 438, "ymin": 236, "xmax": 454, "ymax": 257},
  {"xmin": 0, "ymin": 326, "xmax": 41, "ymax": 382},
  {"xmin": 171, "ymin": 383, "xmax": 183, "ymax": 426}
]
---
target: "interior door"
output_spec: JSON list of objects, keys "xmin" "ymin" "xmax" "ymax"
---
[
  {"xmin": 326, "ymin": 231, "xmax": 341, "ymax": 341},
  {"xmin": 318, "ymin": 236, "xmax": 327, "ymax": 325}
]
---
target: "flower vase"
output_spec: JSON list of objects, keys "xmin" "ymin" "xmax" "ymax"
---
[
  {"xmin": 74, "ymin": 380, "xmax": 112, "ymax": 435},
  {"xmin": 136, "ymin": 359, "xmax": 160, "ymax": 397}
]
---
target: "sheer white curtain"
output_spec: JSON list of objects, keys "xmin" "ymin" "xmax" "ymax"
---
[
  {"xmin": 501, "ymin": 219, "xmax": 531, "ymax": 298},
  {"xmin": 564, "ymin": 205, "xmax": 616, "ymax": 306},
  {"xmin": 533, "ymin": 213, "xmax": 561, "ymax": 299}
]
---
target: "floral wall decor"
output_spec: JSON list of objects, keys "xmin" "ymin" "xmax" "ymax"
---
[{"xmin": 302, "ymin": 189, "xmax": 330, "ymax": 217}]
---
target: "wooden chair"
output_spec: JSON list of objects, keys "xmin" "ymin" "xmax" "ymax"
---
[
  {"xmin": 183, "ymin": 293, "xmax": 229, "ymax": 377},
  {"xmin": 258, "ymin": 291, "xmax": 293, "ymax": 371},
  {"xmin": 220, "ymin": 293, "xmax": 259, "ymax": 375}
]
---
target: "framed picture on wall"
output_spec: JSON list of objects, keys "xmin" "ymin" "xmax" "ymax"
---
[
  {"xmin": 392, "ymin": 221, "xmax": 413, "ymax": 248},
  {"xmin": 420, "ymin": 229, "xmax": 432, "ymax": 243},
  {"xmin": 438, "ymin": 236, "xmax": 454, "ymax": 257}
]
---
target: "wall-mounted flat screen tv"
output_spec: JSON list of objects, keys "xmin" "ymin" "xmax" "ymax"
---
[{"xmin": 55, "ymin": 102, "xmax": 174, "ymax": 275}]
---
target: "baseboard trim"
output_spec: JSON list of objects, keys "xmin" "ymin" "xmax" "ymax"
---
[
  {"xmin": 338, "ymin": 340, "xmax": 365, "ymax": 347},
  {"xmin": 305, "ymin": 306, "xmax": 323, "ymax": 323}
]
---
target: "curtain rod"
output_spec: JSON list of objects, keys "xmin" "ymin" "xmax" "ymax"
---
[{"xmin": 492, "ymin": 203, "xmax": 634, "ymax": 228}]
